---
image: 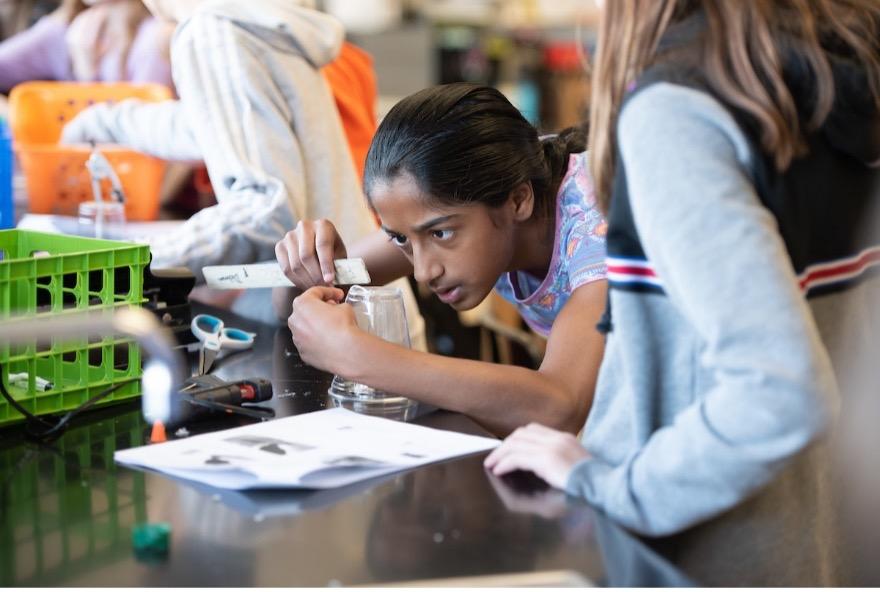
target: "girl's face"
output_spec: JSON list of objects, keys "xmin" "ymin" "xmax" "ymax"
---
[{"xmin": 371, "ymin": 173, "xmax": 518, "ymax": 311}]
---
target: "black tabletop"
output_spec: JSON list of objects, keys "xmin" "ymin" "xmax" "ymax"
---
[{"xmin": 0, "ymin": 305, "xmax": 693, "ymax": 587}]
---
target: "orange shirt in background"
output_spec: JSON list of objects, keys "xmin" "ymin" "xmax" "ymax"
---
[{"xmin": 322, "ymin": 42, "xmax": 377, "ymax": 184}]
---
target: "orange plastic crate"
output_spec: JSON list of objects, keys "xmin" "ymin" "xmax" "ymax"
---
[{"xmin": 8, "ymin": 82, "xmax": 173, "ymax": 221}]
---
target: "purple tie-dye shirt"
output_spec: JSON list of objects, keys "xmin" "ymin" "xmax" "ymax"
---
[{"xmin": 493, "ymin": 151, "xmax": 607, "ymax": 337}]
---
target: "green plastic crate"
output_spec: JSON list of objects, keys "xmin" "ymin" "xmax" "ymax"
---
[{"xmin": 0, "ymin": 229, "xmax": 150, "ymax": 426}]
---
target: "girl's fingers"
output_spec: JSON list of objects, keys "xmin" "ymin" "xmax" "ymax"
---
[
  {"xmin": 489, "ymin": 445, "xmax": 572, "ymax": 490},
  {"xmin": 490, "ymin": 451, "xmax": 541, "ymax": 479},
  {"xmin": 487, "ymin": 427, "xmax": 555, "ymax": 461},
  {"xmin": 275, "ymin": 239, "xmax": 290, "ymax": 271},
  {"xmin": 300, "ymin": 286, "xmax": 346, "ymax": 303},
  {"xmin": 484, "ymin": 447, "xmax": 502, "ymax": 468},
  {"xmin": 278, "ymin": 221, "xmax": 348, "ymax": 288},
  {"xmin": 294, "ymin": 243, "xmax": 319, "ymax": 288},
  {"xmin": 508, "ymin": 424, "xmax": 559, "ymax": 445},
  {"xmin": 485, "ymin": 438, "xmax": 538, "ymax": 468},
  {"xmin": 485, "ymin": 436, "xmax": 524, "ymax": 468},
  {"xmin": 514, "ymin": 424, "xmax": 582, "ymax": 454},
  {"xmin": 296, "ymin": 222, "xmax": 324, "ymax": 286},
  {"xmin": 276, "ymin": 232, "xmax": 309, "ymax": 288},
  {"xmin": 314, "ymin": 219, "xmax": 343, "ymax": 284}
]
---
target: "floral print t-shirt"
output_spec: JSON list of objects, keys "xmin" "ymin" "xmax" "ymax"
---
[{"xmin": 493, "ymin": 151, "xmax": 607, "ymax": 337}]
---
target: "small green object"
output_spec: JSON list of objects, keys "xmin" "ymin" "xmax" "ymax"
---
[
  {"xmin": 132, "ymin": 522, "xmax": 171, "ymax": 561},
  {"xmin": 0, "ymin": 229, "xmax": 150, "ymax": 426}
]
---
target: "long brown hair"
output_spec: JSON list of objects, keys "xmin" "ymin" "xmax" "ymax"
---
[{"xmin": 588, "ymin": 0, "xmax": 880, "ymax": 211}]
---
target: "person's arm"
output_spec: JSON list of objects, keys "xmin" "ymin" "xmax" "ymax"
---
[
  {"xmin": 61, "ymin": 98, "xmax": 201, "ymax": 160},
  {"xmin": 289, "ymin": 280, "xmax": 607, "ymax": 436},
  {"xmin": 490, "ymin": 84, "xmax": 838, "ymax": 536}
]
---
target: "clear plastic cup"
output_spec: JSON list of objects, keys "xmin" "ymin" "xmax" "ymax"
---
[
  {"xmin": 78, "ymin": 200, "xmax": 126, "ymax": 239},
  {"xmin": 328, "ymin": 285, "xmax": 417, "ymax": 420}
]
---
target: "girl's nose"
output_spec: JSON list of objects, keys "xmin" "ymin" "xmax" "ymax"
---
[{"xmin": 412, "ymin": 249, "xmax": 442, "ymax": 285}]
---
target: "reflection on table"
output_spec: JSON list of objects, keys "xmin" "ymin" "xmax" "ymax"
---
[{"xmin": 0, "ymin": 305, "xmax": 692, "ymax": 586}]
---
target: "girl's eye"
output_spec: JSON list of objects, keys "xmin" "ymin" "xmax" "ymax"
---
[
  {"xmin": 388, "ymin": 233, "xmax": 408, "ymax": 247},
  {"xmin": 431, "ymin": 229, "xmax": 454, "ymax": 241}
]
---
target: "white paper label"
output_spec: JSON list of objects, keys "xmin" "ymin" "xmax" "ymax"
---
[{"xmin": 202, "ymin": 259, "xmax": 370, "ymax": 290}]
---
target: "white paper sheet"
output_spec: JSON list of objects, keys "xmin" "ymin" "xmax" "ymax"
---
[{"xmin": 114, "ymin": 408, "xmax": 499, "ymax": 490}]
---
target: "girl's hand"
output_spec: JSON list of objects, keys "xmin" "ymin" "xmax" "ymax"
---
[
  {"xmin": 484, "ymin": 423, "xmax": 590, "ymax": 490},
  {"xmin": 275, "ymin": 219, "xmax": 348, "ymax": 289},
  {"xmin": 288, "ymin": 286, "xmax": 358, "ymax": 373}
]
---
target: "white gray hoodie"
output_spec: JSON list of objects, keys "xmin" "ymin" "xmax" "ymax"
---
[
  {"xmin": 60, "ymin": 0, "xmax": 433, "ymax": 335},
  {"xmin": 62, "ymin": 0, "xmax": 375, "ymax": 279}
]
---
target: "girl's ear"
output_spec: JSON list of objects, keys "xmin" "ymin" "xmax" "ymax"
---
[{"xmin": 508, "ymin": 182, "xmax": 535, "ymax": 222}]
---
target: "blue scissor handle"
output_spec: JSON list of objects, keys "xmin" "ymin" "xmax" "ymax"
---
[
  {"xmin": 223, "ymin": 328, "xmax": 253, "ymax": 342},
  {"xmin": 193, "ymin": 314, "xmax": 222, "ymax": 335},
  {"xmin": 191, "ymin": 314, "xmax": 255, "ymax": 352},
  {"xmin": 220, "ymin": 327, "xmax": 256, "ymax": 351}
]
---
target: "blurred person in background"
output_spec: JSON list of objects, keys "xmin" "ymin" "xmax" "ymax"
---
[
  {"xmin": 0, "ymin": 0, "xmax": 173, "ymax": 94},
  {"xmin": 59, "ymin": 0, "xmax": 425, "ymax": 340}
]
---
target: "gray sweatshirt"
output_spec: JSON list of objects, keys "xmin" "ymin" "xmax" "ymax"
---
[{"xmin": 566, "ymin": 81, "xmax": 880, "ymax": 584}]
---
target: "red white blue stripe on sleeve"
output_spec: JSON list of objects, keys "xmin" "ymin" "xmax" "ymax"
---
[
  {"xmin": 607, "ymin": 245, "xmax": 880, "ymax": 297},
  {"xmin": 797, "ymin": 245, "xmax": 880, "ymax": 297},
  {"xmin": 606, "ymin": 256, "xmax": 664, "ymax": 293}
]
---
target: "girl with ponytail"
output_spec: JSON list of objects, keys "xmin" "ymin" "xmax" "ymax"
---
[{"xmin": 275, "ymin": 82, "xmax": 608, "ymax": 436}]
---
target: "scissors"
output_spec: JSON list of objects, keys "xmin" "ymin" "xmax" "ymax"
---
[{"xmin": 191, "ymin": 314, "xmax": 256, "ymax": 375}]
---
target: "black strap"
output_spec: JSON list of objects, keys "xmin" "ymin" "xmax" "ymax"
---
[{"xmin": 595, "ymin": 285, "xmax": 613, "ymax": 335}]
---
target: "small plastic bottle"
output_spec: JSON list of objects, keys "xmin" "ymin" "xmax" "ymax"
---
[{"xmin": 0, "ymin": 117, "xmax": 13, "ymax": 229}]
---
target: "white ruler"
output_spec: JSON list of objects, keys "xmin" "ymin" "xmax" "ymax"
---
[{"xmin": 202, "ymin": 259, "xmax": 371, "ymax": 290}]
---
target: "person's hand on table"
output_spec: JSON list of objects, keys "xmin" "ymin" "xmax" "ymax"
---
[
  {"xmin": 484, "ymin": 423, "xmax": 590, "ymax": 490},
  {"xmin": 66, "ymin": 0, "xmax": 151, "ymax": 82},
  {"xmin": 288, "ymin": 286, "xmax": 361, "ymax": 373},
  {"xmin": 275, "ymin": 219, "xmax": 349, "ymax": 288}
]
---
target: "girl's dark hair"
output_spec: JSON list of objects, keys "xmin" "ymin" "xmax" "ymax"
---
[{"xmin": 364, "ymin": 82, "xmax": 587, "ymax": 218}]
